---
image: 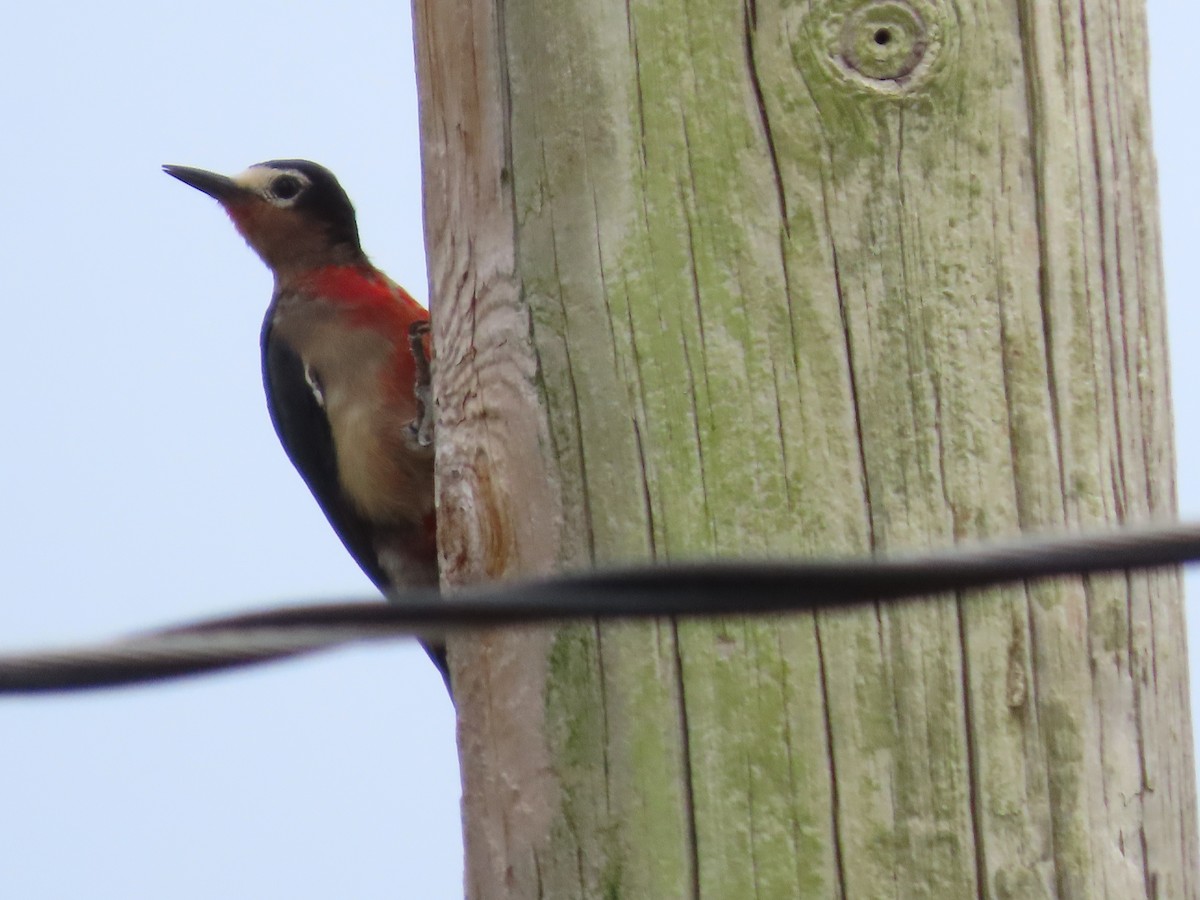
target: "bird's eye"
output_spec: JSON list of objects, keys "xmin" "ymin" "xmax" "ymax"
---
[{"xmin": 270, "ymin": 175, "xmax": 302, "ymax": 201}]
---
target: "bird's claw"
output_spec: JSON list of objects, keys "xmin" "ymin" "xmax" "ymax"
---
[{"xmin": 408, "ymin": 321, "xmax": 434, "ymax": 448}]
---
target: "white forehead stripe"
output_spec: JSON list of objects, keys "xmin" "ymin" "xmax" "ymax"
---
[{"xmin": 232, "ymin": 166, "xmax": 310, "ymax": 195}]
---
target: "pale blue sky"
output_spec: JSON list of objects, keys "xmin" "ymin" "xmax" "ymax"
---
[{"xmin": 0, "ymin": 3, "xmax": 1196, "ymax": 898}]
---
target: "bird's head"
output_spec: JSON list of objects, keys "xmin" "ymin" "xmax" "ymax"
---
[{"xmin": 163, "ymin": 159, "xmax": 364, "ymax": 277}]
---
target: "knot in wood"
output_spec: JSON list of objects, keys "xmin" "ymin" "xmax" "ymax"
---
[
  {"xmin": 819, "ymin": 0, "xmax": 946, "ymax": 95},
  {"xmin": 841, "ymin": 1, "xmax": 927, "ymax": 82}
]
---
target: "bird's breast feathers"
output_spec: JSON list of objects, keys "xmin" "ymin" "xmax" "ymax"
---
[{"xmin": 270, "ymin": 281, "xmax": 433, "ymax": 526}]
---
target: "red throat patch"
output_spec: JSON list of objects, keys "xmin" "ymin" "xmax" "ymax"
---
[{"xmin": 302, "ymin": 266, "xmax": 428, "ymax": 327}]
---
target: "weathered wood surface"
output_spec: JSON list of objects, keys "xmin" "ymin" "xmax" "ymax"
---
[{"xmin": 412, "ymin": 0, "xmax": 1196, "ymax": 896}]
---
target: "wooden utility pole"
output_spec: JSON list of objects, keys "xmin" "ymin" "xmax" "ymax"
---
[{"xmin": 412, "ymin": 0, "xmax": 1197, "ymax": 896}]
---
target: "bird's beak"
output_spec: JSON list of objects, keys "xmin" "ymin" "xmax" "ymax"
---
[{"xmin": 162, "ymin": 165, "xmax": 247, "ymax": 202}]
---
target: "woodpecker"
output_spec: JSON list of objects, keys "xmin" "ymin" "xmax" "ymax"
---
[{"xmin": 163, "ymin": 160, "xmax": 446, "ymax": 686}]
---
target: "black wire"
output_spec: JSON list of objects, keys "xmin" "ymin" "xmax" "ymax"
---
[{"xmin": 2, "ymin": 522, "xmax": 1197, "ymax": 693}]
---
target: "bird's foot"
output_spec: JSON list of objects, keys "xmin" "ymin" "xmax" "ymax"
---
[{"xmin": 408, "ymin": 321, "xmax": 434, "ymax": 448}]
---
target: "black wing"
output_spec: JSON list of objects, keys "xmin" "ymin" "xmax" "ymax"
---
[{"xmin": 261, "ymin": 318, "xmax": 391, "ymax": 592}]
